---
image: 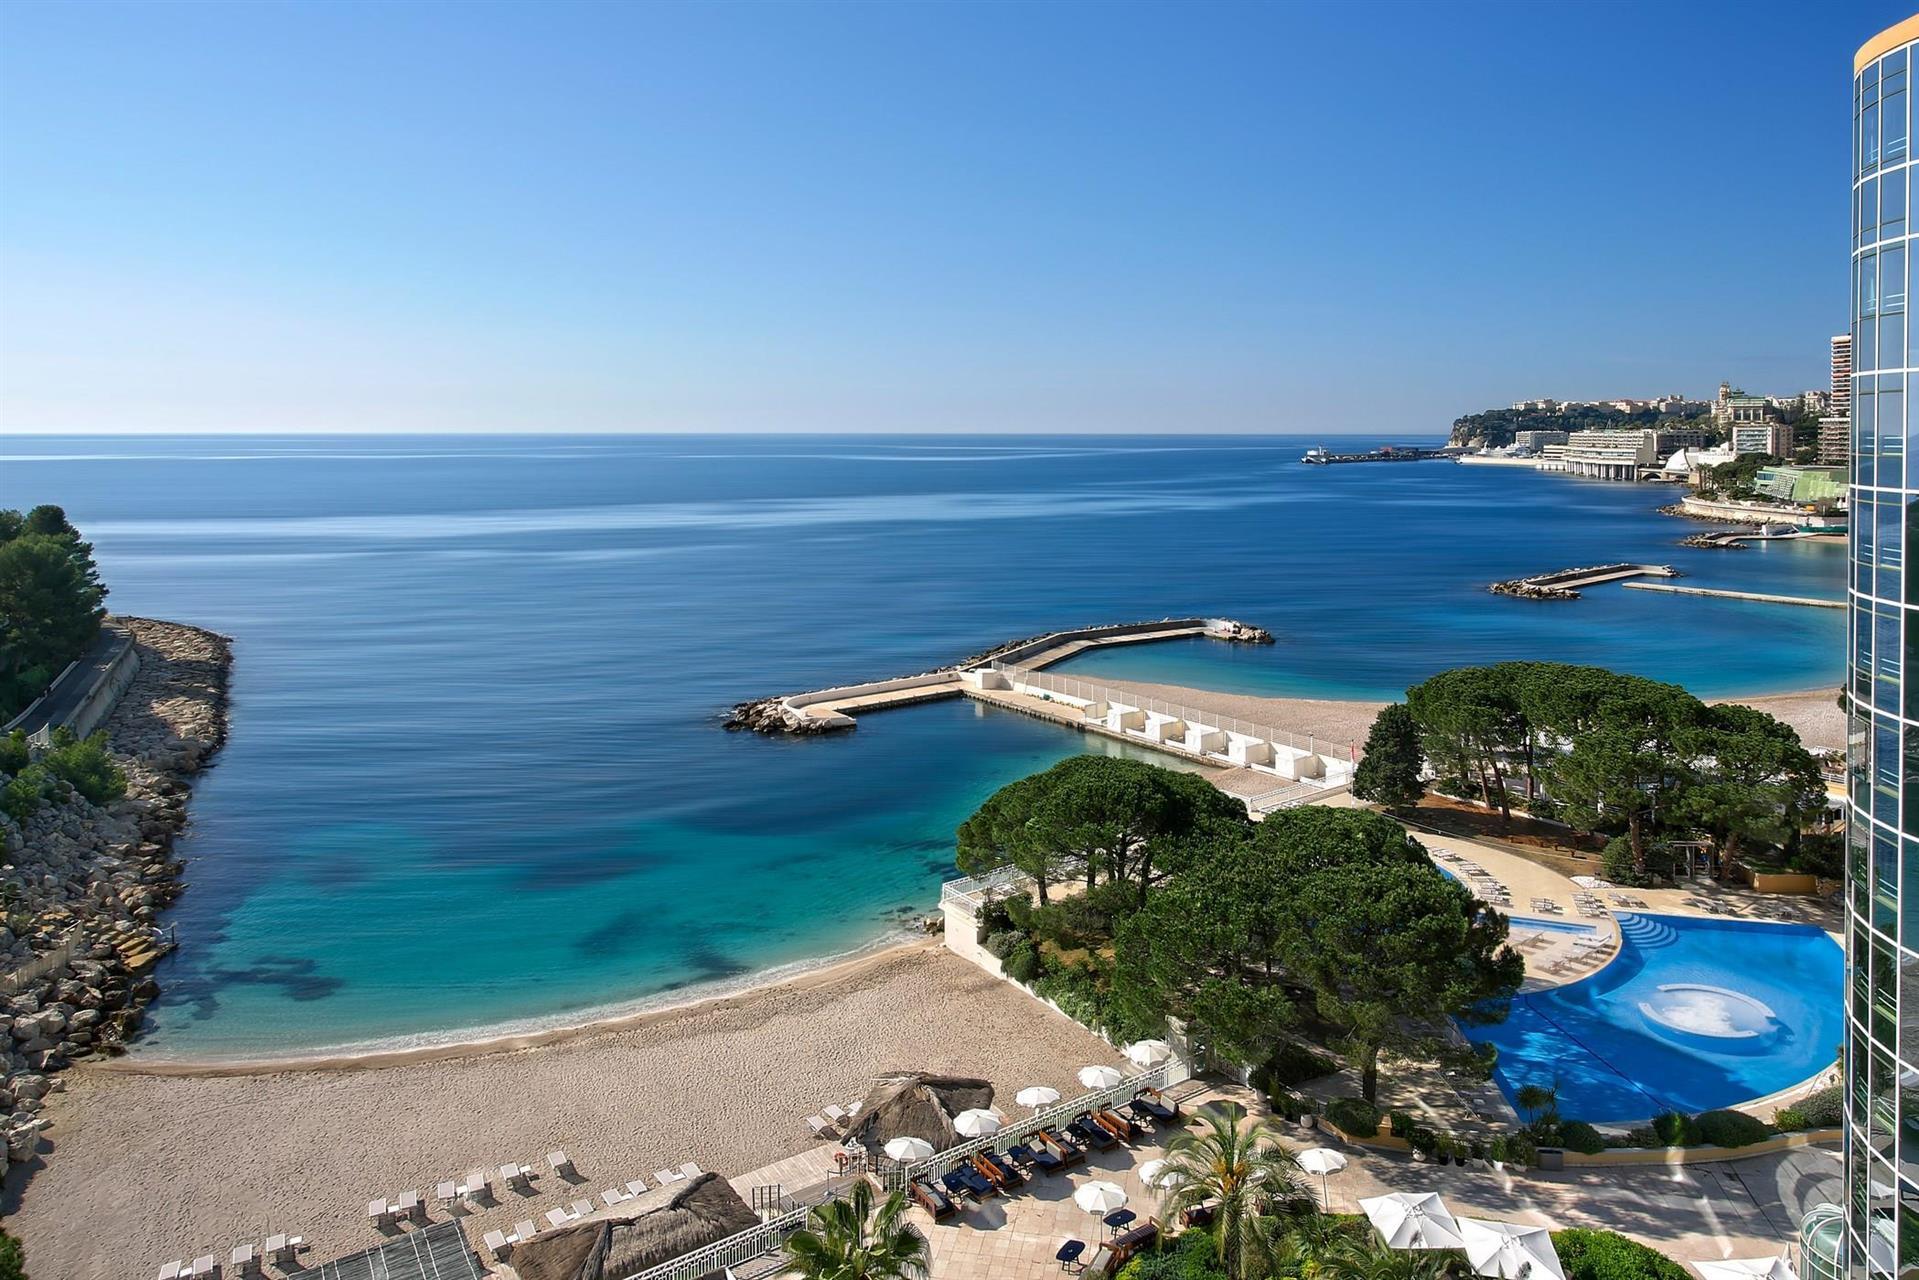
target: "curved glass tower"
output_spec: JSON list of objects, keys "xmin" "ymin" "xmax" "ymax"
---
[{"xmin": 1846, "ymin": 16, "xmax": 1919, "ymax": 1277}]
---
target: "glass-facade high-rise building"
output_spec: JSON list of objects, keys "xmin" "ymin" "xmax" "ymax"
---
[{"xmin": 1832, "ymin": 16, "xmax": 1919, "ymax": 1279}]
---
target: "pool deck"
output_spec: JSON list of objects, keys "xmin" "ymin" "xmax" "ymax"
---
[{"xmin": 910, "ymin": 1079, "xmax": 1839, "ymax": 1280}]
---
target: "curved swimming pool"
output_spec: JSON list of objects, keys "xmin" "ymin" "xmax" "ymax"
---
[{"xmin": 1460, "ymin": 913, "xmax": 1844, "ymax": 1123}]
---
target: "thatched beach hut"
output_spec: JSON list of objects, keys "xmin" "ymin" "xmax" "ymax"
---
[
  {"xmin": 842, "ymin": 1072, "xmax": 995, "ymax": 1153},
  {"xmin": 510, "ymin": 1172, "xmax": 761, "ymax": 1280}
]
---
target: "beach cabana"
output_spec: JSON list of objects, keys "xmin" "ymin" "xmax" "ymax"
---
[
  {"xmin": 842, "ymin": 1072, "xmax": 995, "ymax": 1154},
  {"xmin": 511, "ymin": 1174, "xmax": 760, "ymax": 1280}
]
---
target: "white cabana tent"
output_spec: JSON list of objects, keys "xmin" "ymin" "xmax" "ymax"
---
[
  {"xmin": 1460, "ymin": 1218, "xmax": 1565, "ymax": 1280},
  {"xmin": 1693, "ymin": 1258, "xmax": 1797, "ymax": 1280},
  {"xmin": 1361, "ymin": 1192, "xmax": 1467, "ymax": 1250}
]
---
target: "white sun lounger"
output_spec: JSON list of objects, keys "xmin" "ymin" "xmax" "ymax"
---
[
  {"xmin": 546, "ymin": 1208, "xmax": 572, "ymax": 1230},
  {"xmin": 190, "ymin": 1257, "xmax": 218, "ymax": 1279},
  {"xmin": 157, "ymin": 1264, "xmax": 183, "ymax": 1280},
  {"xmin": 547, "ymin": 1149, "xmax": 574, "ymax": 1177},
  {"xmin": 602, "ymin": 1189, "xmax": 626, "ymax": 1208},
  {"xmin": 230, "ymin": 1242, "xmax": 258, "ymax": 1274},
  {"xmin": 436, "ymin": 1180, "xmax": 459, "ymax": 1206},
  {"xmin": 367, "ymin": 1198, "xmax": 391, "ymax": 1224},
  {"xmin": 625, "ymin": 1177, "xmax": 646, "ymax": 1196},
  {"xmin": 805, "ymin": 1115, "xmax": 834, "ymax": 1138},
  {"xmin": 502, "ymin": 1162, "xmax": 531, "ymax": 1189},
  {"xmin": 395, "ymin": 1189, "xmax": 421, "ymax": 1220},
  {"xmin": 516, "ymin": 1219, "xmax": 538, "ymax": 1240},
  {"xmin": 483, "ymin": 1230, "xmax": 511, "ymax": 1258},
  {"xmin": 679, "ymin": 1161, "xmax": 700, "ymax": 1180}
]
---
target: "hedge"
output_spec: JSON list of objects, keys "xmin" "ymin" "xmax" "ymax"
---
[
  {"xmin": 1552, "ymin": 1228, "xmax": 1690, "ymax": 1280},
  {"xmin": 1694, "ymin": 1109, "xmax": 1776, "ymax": 1148},
  {"xmin": 1323, "ymin": 1096, "xmax": 1382, "ymax": 1137}
]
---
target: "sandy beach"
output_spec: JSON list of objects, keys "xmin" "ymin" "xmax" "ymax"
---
[{"xmin": 4, "ymin": 943, "xmax": 1123, "ymax": 1280}]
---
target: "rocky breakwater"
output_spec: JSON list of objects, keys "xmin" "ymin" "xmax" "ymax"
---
[{"xmin": 0, "ymin": 618, "xmax": 230, "ymax": 1168}]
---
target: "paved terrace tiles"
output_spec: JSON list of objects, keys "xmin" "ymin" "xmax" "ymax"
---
[{"xmin": 910, "ymin": 1083, "xmax": 1839, "ymax": 1280}]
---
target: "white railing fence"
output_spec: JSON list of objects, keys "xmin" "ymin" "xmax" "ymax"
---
[
  {"xmin": 939, "ymin": 865, "xmax": 1031, "ymax": 912},
  {"xmin": 987, "ymin": 662, "xmax": 1355, "ymax": 780},
  {"xmin": 620, "ymin": 1204, "xmax": 810, "ymax": 1280}
]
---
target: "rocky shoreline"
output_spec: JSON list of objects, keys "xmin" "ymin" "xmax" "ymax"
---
[{"xmin": 0, "ymin": 617, "xmax": 230, "ymax": 1167}]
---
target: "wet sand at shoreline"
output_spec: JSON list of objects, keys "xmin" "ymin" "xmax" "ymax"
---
[{"xmin": 6, "ymin": 943, "xmax": 1123, "ymax": 1280}]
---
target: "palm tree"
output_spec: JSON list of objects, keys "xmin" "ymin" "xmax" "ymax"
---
[
  {"xmin": 1157, "ymin": 1102, "xmax": 1310, "ymax": 1280},
  {"xmin": 1309, "ymin": 1238, "xmax": 1463, "ymax": 1280},
  {"xmin": 780, "ymin": 1178, "xmax": 929, "ymax": 1280}
]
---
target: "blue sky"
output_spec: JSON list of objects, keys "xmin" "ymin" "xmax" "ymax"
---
[{"xmin": 0, "ymin": 0, "xmax": 1910, "ymax": 435}]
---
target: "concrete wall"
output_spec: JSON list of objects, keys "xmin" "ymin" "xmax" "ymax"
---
[
  {"xmin": 66, "ymin": 637, "xmax": 139, "ymax": 742},
  {"xmin": 780, "ymin": 671, "xmax": 959, "ymax": 727},
  {"xmin": 985, "ymin": 618, "xmax": 1208, "ymax": 669}
]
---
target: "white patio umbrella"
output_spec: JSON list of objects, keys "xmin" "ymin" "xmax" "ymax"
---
[
  {"xmin": 952, "ymin": 1108, "xmax": 1002, "ymax": 1139},
  {"xmin": 1295, "ymin": 1147, "xmax": 1347, "ymax": 1205},
  {"xmin": 1016, "ymin": 1085, "xmax": 1062, "ymax": 1111},
  {"xmin": 1693, "ymin": 1259, "xmax": 1797, "ymax": 1280},
  {"xmin": 1138, "ymin": 1158, "xmax": 1184, "ymax": 1189},
  {"xmin": 1460, "ymin": 1218, "xmax": 1565, "ymax": 1280},
  {"xmin": 1074, "ymin": 1181, "xmax": 1129, "ymax": 1214},
  {"xmin": 1125, "ymin": 1039, "xmax": 1173, "ymax": 1068},
  {"xmin": 1079, "ymin": 1064, "xmax": 1125, "ymax": 1090},
  {"xmin": 883, "ymin": 1136, "xmax": 936, "ymax": 1163},
  {"xmin": 1360, "ymin": 1192, "xmax": 1467, "ymax": 1250}
]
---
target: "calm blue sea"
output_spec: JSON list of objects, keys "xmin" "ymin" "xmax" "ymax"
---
[{"xmin": 0, "ymin": 435, "xmax": 1845, "ymax": 1058}]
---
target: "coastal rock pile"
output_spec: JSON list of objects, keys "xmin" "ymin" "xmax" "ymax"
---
[
  {"xmin": 1679, "ymin": 532, "xmax": 1748, "ymax": 549},
  {"xmin": 1205, "ymin": 619, "xmax": 1274, "ymax": 645},
  {"xmin": 1489, "ymin": 579, "xmax": 1580, "ymax": 601},
  {"xmin": 723, "ymin": 697, "xmax": 839, "ymax": 735},
  {"xmin": 0, "ymin": 618, "xmax": 230, "ymax": 1165}
]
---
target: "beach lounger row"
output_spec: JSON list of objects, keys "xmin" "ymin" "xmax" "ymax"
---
[
  {"xmin": 806, "ymin": 1100, "xmax": 864, "ymax": 1139},
  {"xmin": 157, "ymin": 1235, "xmax": 304, "ymax": 1279}
]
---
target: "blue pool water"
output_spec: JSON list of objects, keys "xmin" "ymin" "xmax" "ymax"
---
[
  {"xmin": 0, "ymin": 435, "xmax": 1845, "ymax": 1058},
  {"xmin": 1461, "ymin": 914, "xmax": 1845, "ymax": 1122}
]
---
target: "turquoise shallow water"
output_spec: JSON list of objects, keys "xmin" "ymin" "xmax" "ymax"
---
[{"xmin": 0, "ymin": 435, "xmax": 1844, "ymax": 1058}]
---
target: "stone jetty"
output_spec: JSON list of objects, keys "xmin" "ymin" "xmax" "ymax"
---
[
  {"xmin": 1490, "ymin": 563, "xmax": 1681, "ymax": 601},
  {"xmin": 0, "ymin": 618, "xmax": 230, "ymax": 1167},
  {"xmin": 726, "ymin": 617, "xmax": 1274, "ymax": 735}
]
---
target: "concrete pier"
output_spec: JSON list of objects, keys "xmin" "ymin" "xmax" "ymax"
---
[
  {"xmin": 729, "ymin": 617, "xmax": 1272, "ymax": 734},
  {"xmin": 1620, "ymin": 582, "xmax": 1846, "ymax": 609},
  {"xmin": 1490, "ymin": 564, "xmax": 1679, "ymax": 600}
]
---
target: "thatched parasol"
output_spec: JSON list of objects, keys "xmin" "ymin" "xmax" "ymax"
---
[
  {"xmin": 842, "ymin": 1072, "xmax": 995, "ymax": 1153},
  {"xmin": 512, "ymin": 1172, "xmax": 761, "ymax": 1280}
]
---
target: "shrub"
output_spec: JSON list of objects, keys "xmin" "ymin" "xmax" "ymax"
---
[
  {"xmin": 1552, "ymin": 1228, "xmax": 1690, "ymax": 1280},
  {"xmin": 1795, "ymin": 1085, "xmax": 1844, "ymax": 1128},
  {"xmin": 1003, "ymin": 895, "xmax": 1037, "ymax": 932},
  {"xmin": 1118, "ymin": 1226, "xmax": 1227, "ymax": 1280},
  {"xmin": 40, "ymin": 730, "xmax": 124, "ymax": 807},
  {"xmin": 976, "ymin": 898, "xmax": 1014, "ymax": 942},
  {"xmin": 1388, "ymin": 1110, "xmax": 1417, "ymax": 1140},
  {"xmin": 0, "ymin": 766, "xmax": 50, "ymax": 824},
  {"xmin": 0, "ymin": 730, "xmax": 27, "ymax": 776},
  {"xmin": 1558, "ymin": 1120, "xmax": 1607, "ymax": 1155},
  {"xmin": 1266, "ymin": 1089, "xmax": 1303, "ymax": 1120},
  {"xmin": 0, "ymin": 1227, "xmax": 21, "ymax": 1280},
  {"xmin": 1264, "ymin": 1039, "xmax": 1339, "ymax": 1087},
  {"xmin": 1323, "ymin": 1096, "xmax": 1382, "ymax": 1137},
  {"xmin": 1033, "ymin": 963, "xmax": 1108, "ymax": 1030},
  {"xmin": 1652, "ymin": 1111, "xmax": 1698, "ymax": 1147},
  {"xmin": 982, "ymin": 929, "xmax": 1025, "ymax": 960},
  {"xmin": 1408, "ymin": 1126, "xmax": 1439, "ymax": 1157},
  {"xmin": 1002, "ymin": 939, "xmax": 1040, "ymax": 984},
  {"xmin": 1771, "ymin": 1106, "xmax": 1809, "ymax": 1131},
  {"xmin": 1490, "ymin": 1132, "xmax": 1536, "ymax": 1167},
  {"xmin": 1609, "ymin": 1126, "xmax": 1663, "ymax": 1149},
  {"xmin": 1601, "ymin": 837, "xmax": 1650, "ymax": 888},
  {"xmin": 1694, "ymin": 1109, "xmax": 1775, "ymax": 1148}
]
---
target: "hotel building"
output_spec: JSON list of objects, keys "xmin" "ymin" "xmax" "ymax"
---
[{"xmin": 1805, "ymin": 15, "xmax": 1919, "ymax": 1279}]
